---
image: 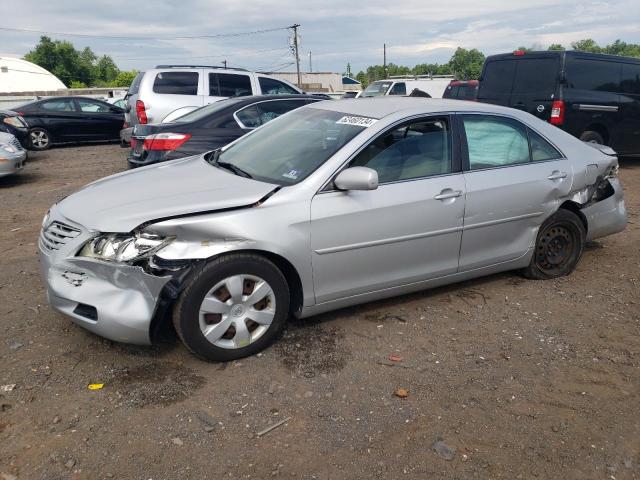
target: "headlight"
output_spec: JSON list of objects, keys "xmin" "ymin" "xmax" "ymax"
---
[
  {"xmin": 42, "ymin": 210, "xmax": 50, "ymax": 228},
  {"xmin": 78, "ymin": 232, "xmax": 174, "ymax": 263},
  {"xmin": 3, "ymin": 116, "xmax": 27, "ymax": 128},
  {"xmin": 0, "ymin": 143, "xmax": 16, "ymax": 153}
]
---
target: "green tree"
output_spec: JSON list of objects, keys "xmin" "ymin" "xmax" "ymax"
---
[
  {"xmin": 24, "ymin": 36, "xmax": 122, "ymax": 87},
  {"xmin": 448, "ymin": 47, "xmax": 485, "ymax": 80},
  {"xmin": 109, "ymin": 70, "xmax": 138, "ymax": 87},
  {"xmin": 548, "ymin": 43, "xmax": 565, "ymax": 51},
  {"xmin": 95, "ymin": 55, "xmax": 120, "ymax": 85},
  {"xmin": 571, "ymin": 38, "xmax": 602, "ymax": 53}
]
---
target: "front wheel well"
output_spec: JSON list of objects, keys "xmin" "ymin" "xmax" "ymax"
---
[{"xmin": 559, "ymin": 201, "xmax": 588, "ymax": 233}]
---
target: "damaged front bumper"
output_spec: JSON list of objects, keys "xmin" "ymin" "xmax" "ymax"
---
[
  {"xmin": 583, "ymin": 177, "xmax": 627, "ymax": 241},
  {"xmin": 38, "ymin": 220, "xmax": 171, "ymax": 345}
]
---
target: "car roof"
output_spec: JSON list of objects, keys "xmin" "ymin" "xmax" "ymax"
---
[{"xmin": 308, "ymin": 97, "xmax": 513, "ymax": 119}]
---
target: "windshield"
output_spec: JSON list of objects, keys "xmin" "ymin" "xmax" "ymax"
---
[
  {"xmin": 171, "ymin": 98, "xmax": 242, "ymax": 123},
  {"xmin": 213, "ymin": 107, "xmax": 371, "ymax": 185},
  {"xmin": 361, "ymin": 81, "xmax": 393, "ymax": 97}
]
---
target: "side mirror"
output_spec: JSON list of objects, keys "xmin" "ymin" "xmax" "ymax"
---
[{"xmin": 334, "ymin": 167, "xmax": 378, "ymax": 191}]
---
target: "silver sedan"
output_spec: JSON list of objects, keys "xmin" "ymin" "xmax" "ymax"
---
[
  {"xmin": 0, "ymin": 132, "xmax": 27, "ymax": 178},
  {"xmin": 39, "ymin": 98, "xmax": 627, "ymax": 361}
]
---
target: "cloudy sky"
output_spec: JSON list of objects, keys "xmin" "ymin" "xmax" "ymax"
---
[{"xmin": 1, "ymin": 0, "xmax": 639, "ymax": 74}]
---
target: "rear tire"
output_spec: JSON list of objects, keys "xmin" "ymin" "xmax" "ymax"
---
[
  {"xmin": 172, "ymin": 254, "xmax": 290, "ymax": 362},
  {"xmin": 579, "ymin": 130, "xmax": 604, "ymax": 145},
  {"xmin": 29, "ymin": 127, "xmax": 52, "ymax": 151},
  {"xmin": 523, "ymin": 209, "xmax": 586, "ymax": 280}
]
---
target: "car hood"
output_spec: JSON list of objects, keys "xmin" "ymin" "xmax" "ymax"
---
[{"xmin": 57, "ymin": 155, "xmax": 279, "ymax": 232}]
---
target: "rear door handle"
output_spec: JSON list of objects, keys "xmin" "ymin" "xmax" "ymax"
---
[
  {"xmin": 547, "ymin": 171, "xmax": 568, "ymax": 180},
  {"xmin": 434, "ymin": 189, "xmax": 463, "ymax": 200}
]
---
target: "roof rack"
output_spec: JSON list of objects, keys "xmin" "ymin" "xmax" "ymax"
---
[{"xmin": 154, "ymin": 65, "xmax": 249, "ymax": 72}]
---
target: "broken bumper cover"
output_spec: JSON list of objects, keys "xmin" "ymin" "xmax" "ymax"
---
[
  {"xmin": 583, "ymin": 178, "xmax": 627, "ymax": 241},
  {"xmin": 39, "ymin": 244, "xmax": 171, "ymax": 345}
]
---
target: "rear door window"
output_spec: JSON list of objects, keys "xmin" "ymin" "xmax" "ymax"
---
[
  {"xmin": 77, "ymin": 99, "xmax": 110, "ymax": 113},
  {"xmin": 258, "ymin": 77, "xmax": 299, "ymax": 94},
  {"xmin": 566, "ymin": 58, "xmax": 621, "ymax": 92},
  {"xmin": 479, "ymin": 60, "xmax": 517, "ymax": 98},
  {"xmin": 463, "ymin": 115, "xmax": 530, "ymax": 169},
  {"xmin": 153, "ymin": 71, "xmax": 199, "ymax": 95},
  {"xmin": 512, "ymin": 58, "xmax": 559, "ymax": 97},
  {"xmin": 210, "ymin": 73, "xmax": 252, "ymax": 97},
  {"xmin": 621, "ymin": 63, "xmax": 640, "ymax": 95}
]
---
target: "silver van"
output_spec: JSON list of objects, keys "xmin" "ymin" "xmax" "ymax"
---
[{"xmin": 128, "ymin": 65, "xmax": 303, "ymax": 126}]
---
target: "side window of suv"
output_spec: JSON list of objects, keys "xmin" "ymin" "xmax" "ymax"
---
[
  {"xmin": 153, "ymin": 72, "xmax": 199, "ymax": 95},
  {"xmin": 621, "ymin": 63, "xmax": 640, "ymax": 95},
  {"xmin": 566, "ymin": 58, "xmax": 621, "ymax": 93},
  {"xmin": 258, "ymin": 77, "xmax": 299, "ymax": 95},
  {"xmin": 463, "ymin": 115, "xmax": 530, "ymax": 169},
  {"xmin": 211, "ymin": 73, "xmax": 252, "ymax": 97}
]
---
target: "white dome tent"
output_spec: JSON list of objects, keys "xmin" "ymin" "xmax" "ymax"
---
[{"xmin": 0, "ymin": 56, "xmax": 66, "ymax": 93}]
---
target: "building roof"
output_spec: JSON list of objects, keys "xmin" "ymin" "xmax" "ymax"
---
[
  {"xmin": 342, "ymin": 76, "xmax": 361, "ymax": 85},
  {"xmin": 0, "ymin": 56, "xmax": 66, "ymax": 93}
]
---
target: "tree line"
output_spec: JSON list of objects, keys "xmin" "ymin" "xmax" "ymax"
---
[
  {"xmin": 353, "ymin": 39, "xmax": 640, "ymax": 87},
  {"xmin": 24, "ymin": 36, "xmax": 138, "ymax": 88}
]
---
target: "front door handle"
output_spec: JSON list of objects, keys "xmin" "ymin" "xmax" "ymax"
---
[
  {"xmin": 434, "ymin": 189, "xmax": 463, "ymax": 201},
  {"xmin": 547, "ymin": 171, "xmax": 568, "ymax": 180}
]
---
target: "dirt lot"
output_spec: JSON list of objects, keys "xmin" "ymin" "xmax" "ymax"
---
[{"xmin": 0, "ymin": 143, "xmax": 638, "ymax": 480}]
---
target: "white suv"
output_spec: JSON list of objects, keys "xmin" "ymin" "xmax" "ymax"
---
[{"xmin": 128, "ymin": 65, "xmax": 303, "ymax": 126}]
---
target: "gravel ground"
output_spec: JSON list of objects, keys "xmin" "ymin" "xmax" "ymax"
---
[{"xmin": 0, "ymin": 144, "xmax": 638, "ymax": 480}]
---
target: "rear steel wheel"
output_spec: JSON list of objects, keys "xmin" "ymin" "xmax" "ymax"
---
[{"xmin": 523, "ymin": 209, "xmax": 585, "ymax": 279}]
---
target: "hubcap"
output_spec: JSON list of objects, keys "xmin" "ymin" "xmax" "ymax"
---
[
  {"xmin": 198, "ymin": 274, "xmax": 276, "ymax": 349},
  {"xmin": 536, "ymin": 225, "xmax": 574, "ymax": 271}
]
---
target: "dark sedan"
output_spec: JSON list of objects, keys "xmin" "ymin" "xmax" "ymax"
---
[
  {"xmin": 15, "ymin": 96, "xmax": 125, "ymax": 150},
  {"xmin": 128, "ymin": 95, "xmax": 321, "ymax": 168},
  {"xmin": 0, "ymin": 110, "xmax": 30, "ymax": 149}
]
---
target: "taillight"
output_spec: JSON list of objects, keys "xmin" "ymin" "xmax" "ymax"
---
[
  {"xmin": 550, "ymin": 100, "xmax": 565, "ymax": 126},
  {"xmin": 513, "ymin": 50, "xmax": 526, "ymax": 56},
  {"xmin": 143, "ymin": 133, "xmax": 191, "ymax": 151},
  {"xmin": 136, "ymin": 100, "xmax": 147, "ymax": 124}
]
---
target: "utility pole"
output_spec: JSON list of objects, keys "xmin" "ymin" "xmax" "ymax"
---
[
  {"xmin": 383, "ymin": 43, "xmax": 387, "ymax": 78},
  {"xmin": 222, "ymin": 60, "xmax": 227, "ymax": 69},
  {"xmin": 290, "ymin": 24, "xmax": 301, "ymax": 86},
  {"xmin": 309, "ymin": 51, "xmax": 312, "ymax": 72}
]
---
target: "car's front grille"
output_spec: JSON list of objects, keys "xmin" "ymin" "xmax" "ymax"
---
[
  {"xmin": 40, "ymin": 221, "xmax": 81, "ymax": 252},
  {"xmin": 9, "ymin": 136, "xmax": 23, "ymax": 151}
]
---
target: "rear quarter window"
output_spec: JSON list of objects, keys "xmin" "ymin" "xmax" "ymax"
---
[
  {"xmin": 566, "ymin": 58, "xmax": 621, "ymax": 92},
  {"xmin": 153, "ymin": 71, "xmax": 199, "ymax": 95}
]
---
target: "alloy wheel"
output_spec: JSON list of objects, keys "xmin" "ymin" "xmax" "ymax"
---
[{"xmin": 30, "ymin": 130, "xmax": 49, "ymax": 149}]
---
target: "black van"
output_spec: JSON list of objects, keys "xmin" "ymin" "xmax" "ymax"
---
[{"xmin": 477, "ymin": 50, "xmax": 640, "ymax": 155}]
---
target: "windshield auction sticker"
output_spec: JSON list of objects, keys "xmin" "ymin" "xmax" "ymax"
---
[{"xmin": 336, "ymin": 115, "xmax": 378, "ymax": 127}]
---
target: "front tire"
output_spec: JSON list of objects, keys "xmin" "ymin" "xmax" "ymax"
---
[
  {"xmin": 30, "ymin": 127, "xmax": 52, "ymax": 151},
  {"xmin": 523, "ymin": 209, "xmax": 586, "ymax": 280},
  {"xmin": 172, "ymin": 254, "xmax": 290, "ymax": 362}
]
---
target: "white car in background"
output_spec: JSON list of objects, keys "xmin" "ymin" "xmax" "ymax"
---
[
  {"xmin": 0, "ymin": 132, "xmax": 27, "ymax": 178},
  {"xmin": 357, "ymin": 76, "xmax": 454, "ymax": 99}
]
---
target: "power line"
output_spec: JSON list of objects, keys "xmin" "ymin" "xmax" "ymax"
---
[
  {"xmin": 0, "ymin": 25, "xmax": 291, "ymax": 40},
  {"xmin": 116, "ymin": 47, "xmax": 289, "ymax": 61}
]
